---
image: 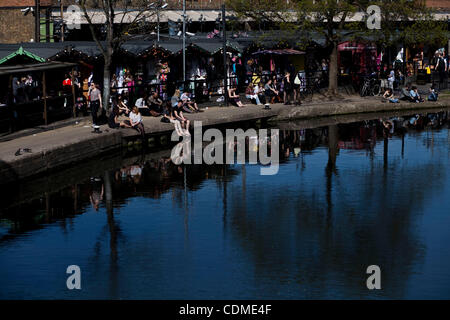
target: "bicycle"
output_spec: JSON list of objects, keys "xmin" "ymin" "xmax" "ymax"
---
[{"xmin": 360, "ymin": 77, "xmax": 380, "ymax": 97}]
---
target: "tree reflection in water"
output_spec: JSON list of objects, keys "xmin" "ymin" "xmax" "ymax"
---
[{"xmin": 0, "ymin": 110, "xmax": 449, "ymax": 299}]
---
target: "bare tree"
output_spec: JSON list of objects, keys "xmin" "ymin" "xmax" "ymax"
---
[{"xmin": 77, "ymin": 0, "xmax": 157, "ymax": 112}]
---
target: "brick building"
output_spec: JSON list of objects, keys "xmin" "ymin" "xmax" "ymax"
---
[
  {"xmin": 0, "ymin": 0, "xmax": 447, "ymax": 44},
  {"xmin": 0, "ymin": 0, "xmax": 54, "ymax": 44},
  {"xmin": 426, "ymin": 0, "xmax": 450, "ymax": 11}
]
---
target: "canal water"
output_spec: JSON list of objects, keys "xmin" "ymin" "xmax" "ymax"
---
[{"xmin": 1, "ymin": 110, "xmax": 449, "ymax": 299}]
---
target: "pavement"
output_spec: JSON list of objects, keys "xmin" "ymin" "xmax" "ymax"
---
[{"xmin": 1, "ymin": 92, "xmax": 450, "ymax": 184}]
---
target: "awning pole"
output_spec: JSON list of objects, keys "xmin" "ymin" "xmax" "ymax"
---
[
  {"xmin": 71, "ymin": 68, "xmax": 76, "ymax": 118},
  {"xmin": 182, "ymin": 0, "xmax": 186, "ymax": 86},
  {"xmin": 60, "ymin": 1, "xmax": 64, "ymax": 42},
  {"xmin": 43, "ymin": 71, "xmax": 47, "ymax": 125},
  {"xmin": 35, "ymin": 0, "xmax": 40, "ymax": 42},
  {"xmin": 222, "ymin": 4, "xmax": 228, "ymax": 107}
]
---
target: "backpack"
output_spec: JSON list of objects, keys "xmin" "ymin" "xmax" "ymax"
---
[{"xmin": 437, "ymin": 58, "xmax": 445, "ymax": 72}]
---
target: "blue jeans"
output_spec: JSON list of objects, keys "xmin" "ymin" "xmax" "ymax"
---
[{"xmin": 246, "ymin": 95, "xmax": 261, "ymax": 105}]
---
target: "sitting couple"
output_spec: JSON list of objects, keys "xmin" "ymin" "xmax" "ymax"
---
[
  {"xmin": 400, "ymin": 84, "xmax": 425, "ymax": 103},
  {"xmin": 108, "ymin": 102, "xmax": 145, "ymax": 138},
  {"xmin": 171, "ymin": 89, "xmax": 202, "ymax": 113},
  {"xmin": 162, "ymin": 101, "xmax": 191, "ymax": 137},
  {"xmin": 135, "ymin": 91, "xmax": 164, "ymax": 116}
]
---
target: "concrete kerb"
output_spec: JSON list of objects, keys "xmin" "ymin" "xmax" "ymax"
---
[{"xmin": 1, "ymin": 95, "xmax": 450, "ymax": 184}]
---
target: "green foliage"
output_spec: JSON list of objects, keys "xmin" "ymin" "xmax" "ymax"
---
[{"xmin": 226, "ymin": 0, "xmax": 447, "ymax": 48}]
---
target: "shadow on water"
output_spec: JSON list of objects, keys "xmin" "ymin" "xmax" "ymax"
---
[
  {"xmin": 222, "ymin": 111, "xmax": 450, "ymax": 299},
  {"xmin": 0, "ymin": 109, "xmax": 449, "ymax": 299}
]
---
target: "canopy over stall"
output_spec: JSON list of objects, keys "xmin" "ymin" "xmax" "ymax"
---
[
  {"xmin": 252, "ymin": 49, "xmax": 305, "ymax": 55},
  {"xmin": 0, "ymin": 61, "xmax": 77, "ymax": 76},
  {"xmin": 0, "ymin": 61, "xmax": 78, "ymax": 133}
]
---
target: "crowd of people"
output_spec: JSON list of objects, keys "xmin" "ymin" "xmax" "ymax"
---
[
  {"xmin": 380, "ymin": 83, "xmax": 439, "ymax": 104},
  {"xmin": 229, "ymin": 69, "xmax": 311, "ymax": 109},
  {"xmin": 100, "ymin": 82, "xmax": 207, "ymax": 137}
]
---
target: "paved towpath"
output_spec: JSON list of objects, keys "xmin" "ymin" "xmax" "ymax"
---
[{"xmin": 1, "ymin": 94, "xmax": 449, "ymax": 183}]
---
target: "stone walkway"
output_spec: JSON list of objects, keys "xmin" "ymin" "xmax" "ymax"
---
[{"xmin": 1, "ymin": 94, "xmax": 449, "ymax": 183}]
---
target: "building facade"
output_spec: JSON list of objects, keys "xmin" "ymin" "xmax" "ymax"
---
[
  {"xmin": 0, "ymin": 0, "xmax": 53, "ymax": 44},
  {"xmin": 0, "ymin": 0, "xmax": 448, "ymax": 44}
]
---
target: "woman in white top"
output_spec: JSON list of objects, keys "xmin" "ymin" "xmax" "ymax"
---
[{"xmin": 126, "ymin": 106, "xmax": 145, "ymax": 138}]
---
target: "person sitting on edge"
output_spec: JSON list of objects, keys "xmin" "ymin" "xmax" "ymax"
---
[
  {"xmin": 117, "ymin": 94, "xmax": 130, "ymax": 115},
  {"xmin": 108, "ymin": 105, "xmax": 131, "ymax": 129},
  {"xmin": 272, "ymin": 78, "xmax": 283, "ymax": 103},
  {"xmin": 264, "ymin": 79, "xmax": 279, "ymax": 105},
  {"xmin": 382, "ymin": 88, "xmax": 399, "ymax": 103},
  {"xmin": 428, "ymin": 85, "xmax": 439, "ymax": 101},
  {"xmin": 180, "ymin": 92, "xmax": 200, "ymax": 113},
  {"xmin": 147, "ymin": 91, "xmax": 163, "ymax": 116},
  {"xmin": 245, "ymin": 83, "xmax": 262, "ymax": 105},
  {"xmin": 162, "ymin": 102, "xmax": 190, "ymax": 136},
  {"xmin": 253, "ymin": 82, "xmax": 267, "ymax": 105},
  {"xmin": 124, "ymin": 106, "xmax": 145, "ymax": 137},
  {"xmin": 228, "ymin": 86, "xmax": 244, "ymax": 107},
  {"xmin": 134, "ymin": 93, "xmax": 152, "ymax": 116},
  {"xmin": 173, "ymin": 100, "xmax": 189, "ymax": 124},
  {"xmin": 171, "ymin": 89, "xmax": 181, "ymax": 108},
  {"xmin": 400, "ymin": 83, "xmax": 412, "ymax": 101},
  {"xmin": 409, "ymin": 86, "xmax": 424, "ymax": 103}
]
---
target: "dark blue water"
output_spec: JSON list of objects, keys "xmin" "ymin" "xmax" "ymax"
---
[{"xmin": 1, "ymin": 112, "xmax": 450, "ymax": 299}]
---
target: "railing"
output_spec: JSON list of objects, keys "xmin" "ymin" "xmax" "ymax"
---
[{"xmin": 0, "ymin": 94, "xmax": 74, "ymax": 134}]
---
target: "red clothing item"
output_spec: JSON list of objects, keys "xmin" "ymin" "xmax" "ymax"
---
[{"xmin": 63, "ymin": 78, "xmax": 72, "ymax": 86}]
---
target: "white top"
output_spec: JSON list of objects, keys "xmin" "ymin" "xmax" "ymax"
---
[
  {"xmin": 180, "ymin": 93, "xmax": 190, "ymax": 101},
  {"xmin": 135, "ymin": 98, "xmax": 146, "ymax": 108},
  {"xmin": 129, "ymin": 111, "xmax": 142, "ymax": 124},
  {"xmin": 388, "ymin": 70, "xmax": 395, "ymax": 82}
]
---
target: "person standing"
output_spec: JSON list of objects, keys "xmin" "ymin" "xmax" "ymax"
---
[
  {"xmin": 89, "ymin": 82, "xmax": 102, "ymax": 126},
  {"xmin": 387, "ymin": 65, "xmax": 395, "ymax": 91},
  {"xmin": 435, "ymin": 53, "xmax": 447, "ymax": 90},
  {"xmin": 283, "ymin": 72, "xmax": 293, "ymax": 105},
  {"xmin": 206, "ymin": 58, "xmax": 216, "ymax": 92}
]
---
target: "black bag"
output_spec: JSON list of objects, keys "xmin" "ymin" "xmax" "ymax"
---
[
  {"xmin": 161, "ymin": 117, "xmax": 170, "ymax": 123},
  {"xmin": 437, "ymin": 58, "xmax": 445, "ymax": 72}
]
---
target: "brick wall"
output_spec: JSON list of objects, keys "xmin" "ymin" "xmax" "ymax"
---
[
  {"xmin": 0, "ymin": 8, "xmax": 36, "ymax": 43},
  {"xmin": 0, "ymin": 0, "xmax": 53, "ymax": 7},
  {"xmin": 54, "ymin": 0, "xmax": 224, "ymax": 9},
  {"xmin": 426, "ymin": 0, "xmax": 450, "ymax": 9},
  {"xmin": 167, "ymin": 0, "xmax": 224, "ymax": 9}
]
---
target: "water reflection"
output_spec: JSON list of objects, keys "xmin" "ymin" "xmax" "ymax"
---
[{"xmin": 0, "ymin": 110, "xmax": 449, "ymax": 299}]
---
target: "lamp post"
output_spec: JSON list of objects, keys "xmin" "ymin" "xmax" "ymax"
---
[
  {"xmin": 182, "ymin": 0, "xmax": 186, "ymax": 86},
  {"xmin": 156, "ymin": 0, "xmax": 168, "ymax": 42},
  {"xmin": 35, "ymin": 0, "xmax": 40, "ymax": 42},
  {"xmin": 59, "ymin": 0, "xmax": 64, "ymax": 42},
  {"xmin": 222, "ymin": 4, "xmax": 228, "ymax": 107}
]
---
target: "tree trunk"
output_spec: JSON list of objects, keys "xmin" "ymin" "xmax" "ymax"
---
[
  {"xmin": 103, "ymin": 57, "xmax": 111, "ymax": 115},
  {"xmin": 327, "ymin": 42, "xmax": 339, "ymax": 96}
]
